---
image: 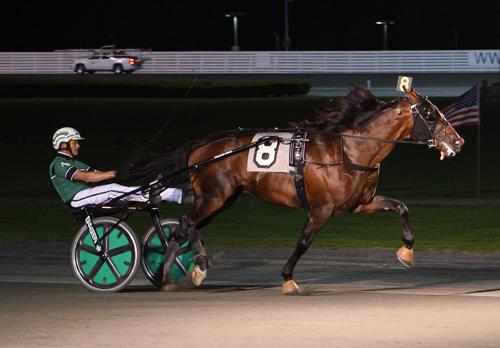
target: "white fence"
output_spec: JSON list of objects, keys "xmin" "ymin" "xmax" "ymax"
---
[{"xmin": 0, "ymin": 50, "xmax": 498, "ymax": 74}]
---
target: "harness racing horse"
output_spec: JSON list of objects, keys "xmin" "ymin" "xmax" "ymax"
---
[{"xmin": 160, "ymin": 86, "xmax": 464, "ymax": 294}]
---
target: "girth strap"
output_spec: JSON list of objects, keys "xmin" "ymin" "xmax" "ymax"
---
[
  {"xmin": 289, "ymin": 129, "xmax": 309, "ymax": 210},
  {"xmin": 291, "ymin": 168, "xmax": 308, "ymax": 210},
  {"xmin": 343, "ymin": 162, "xmax": 380, "ymax": 173}
]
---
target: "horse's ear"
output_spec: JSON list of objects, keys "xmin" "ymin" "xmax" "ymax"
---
[{"xmin": 404, "ymin": 88, "xmax": 419, "ymax": 104}]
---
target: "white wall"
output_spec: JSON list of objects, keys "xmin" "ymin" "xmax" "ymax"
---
[{"xmin": 0, "ymin": 50, "xmax": 498, "ymax": 74}]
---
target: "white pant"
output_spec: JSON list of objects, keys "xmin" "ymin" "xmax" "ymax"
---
[{"xmin": 70, "ymin": 183, "xmax": 182, "ymax": 208}]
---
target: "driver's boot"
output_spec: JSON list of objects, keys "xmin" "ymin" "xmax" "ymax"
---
[{"xmin": 181, "ymin": 188, "xmax": 195, "ymax": 205}]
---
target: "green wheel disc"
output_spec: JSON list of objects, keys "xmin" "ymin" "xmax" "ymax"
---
[
  {"xmin": 141, "ymin": 219, "xmax": 195, "ymax": 286},
  {"xmin": 71, "ymin": 217, "xmax": 139, "ymax": 293}
]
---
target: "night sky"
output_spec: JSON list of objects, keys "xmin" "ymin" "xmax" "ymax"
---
[{"xmin": 2, "ymin": 0, "xmax": 499, "ymax": 51}]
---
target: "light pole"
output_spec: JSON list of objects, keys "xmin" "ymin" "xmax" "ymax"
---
[
  {"xmin": 375, "ymin": 20, "xmax": 395, "ymax": 50},
  {"xmin": 283, "ymin": 0, "xmax": 293, "ymax": 51},
  {"xmin": 225, "ymin": 12, "xmax": 245, "ymax": 51}
]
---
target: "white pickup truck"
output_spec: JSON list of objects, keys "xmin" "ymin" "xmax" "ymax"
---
[{"xmin": 72, "ymin": 46, "xmax": 146, "ymax": 74}]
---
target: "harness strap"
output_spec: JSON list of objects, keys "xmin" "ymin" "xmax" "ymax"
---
[
  {"xmin": 289, "ymin": 129, "xmax": 309, "ymax": 210},
  {"xmin": 304, "ymin": 160, "xmax": 379, "ymax": 173},
  {"xmin": 292, "ymin": 168, "xmax": 309, "ymax": 210},
  {"xmin": 343, "ymin": 162, "xmax": 380, "ymax": 173},
  {"xmin": 303, "ymin": 135, "xmax": 380, "ymax": 173}
]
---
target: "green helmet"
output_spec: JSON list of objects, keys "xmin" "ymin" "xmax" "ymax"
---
[{"xmin": 52, "ymin": 127, "xmax": 85, "ymax": 150}]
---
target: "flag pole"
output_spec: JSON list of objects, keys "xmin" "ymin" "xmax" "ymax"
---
[{"xmin": 476, "ymin": 85, "xmax": 481, "ymax": 201}]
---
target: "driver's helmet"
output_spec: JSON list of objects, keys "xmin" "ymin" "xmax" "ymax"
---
[{"xmin": 52, "ymin": 127, "xmax": 85, "ymax": 150}]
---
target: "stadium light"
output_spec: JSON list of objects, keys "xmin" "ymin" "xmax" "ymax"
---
[
  {"xmin": 375, "ymin": 20, "xmax": 395, "ymax": 50},
  {"xmin": 225, "ymin": 12, "xmax": 245, "ymax": 51}
]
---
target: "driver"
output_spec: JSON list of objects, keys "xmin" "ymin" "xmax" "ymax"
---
[{"xmin": 49, "ymin": 127, "xmax": 187, "ymax": 208}]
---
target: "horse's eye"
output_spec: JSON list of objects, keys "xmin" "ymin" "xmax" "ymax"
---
[{"xmin": 427, "ymin": 116, "xmax": 437, "ymax": 124}]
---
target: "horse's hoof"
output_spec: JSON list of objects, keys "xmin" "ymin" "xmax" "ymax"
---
[
  {"xmin": 191, "ymin": 265, "xmax": 207, "ymax": 286},
  {"xmin": 396, "ymin": 246, "xmax": 414, "ymax": 268},
  {"xmin": 162, "ymin": 280, "xmax": 195, "ymax": 292},
  {"xmin": 282, "ymin": 280, "xmax": 301, "ymax": 295},
  {"xmin": 160, "ymin": 283, "xmax": 178, "ymax": 292}
]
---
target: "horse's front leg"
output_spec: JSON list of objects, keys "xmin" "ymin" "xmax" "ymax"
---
[
  {"xmin": 353, "ymin": 195, "xmax": 414, "ymax": 267},
  {"xmin": 281, "ymin": 204, "xmax": 333, "ymax": 295}
]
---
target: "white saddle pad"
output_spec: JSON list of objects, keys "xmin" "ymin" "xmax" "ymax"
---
[{"xmin": 247, "ymin": 132, "xmax": 293, "ymax": 173}]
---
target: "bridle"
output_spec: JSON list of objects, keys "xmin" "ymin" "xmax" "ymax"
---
[{"xmin": 410, "ymin": 95, "xmax": 450, "ymax": 147}]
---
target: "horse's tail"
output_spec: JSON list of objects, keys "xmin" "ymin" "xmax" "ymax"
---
[
  {"xmin": 159, "ymin": 140, "xmax": 197, "ymax": 174},
  {"xmin": 119, "ymin": 140, "xmax": 196, "ymax": 185},
  {"xmin": 118, "ymin": 128, "xmax": 257, "ymax": 185}
]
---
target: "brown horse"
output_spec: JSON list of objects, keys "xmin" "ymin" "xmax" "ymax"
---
[{"xmin": 160, "ymin": 86, "xmax": 464, "ymax": 294}]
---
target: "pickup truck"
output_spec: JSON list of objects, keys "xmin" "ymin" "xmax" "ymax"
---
[{"xmin": 72, "ymin": 46, "xmax": 145, "ymax": 74}]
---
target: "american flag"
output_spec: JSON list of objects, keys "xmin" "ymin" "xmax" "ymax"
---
[{"xmin": 441, "ymin": 85, "xmax": 480, "ymax": 128}]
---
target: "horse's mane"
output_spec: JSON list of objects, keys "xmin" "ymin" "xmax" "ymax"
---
[{"xmin": 290, "ymin": 85, "xmax": 397, "ymax": 131}]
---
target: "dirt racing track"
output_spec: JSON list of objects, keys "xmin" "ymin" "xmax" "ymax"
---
[{"xmin": 1, "ymin": 244, "xmax": 500, "ymax": 347}]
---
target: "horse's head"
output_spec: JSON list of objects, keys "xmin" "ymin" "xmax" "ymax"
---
[{"xmin": 405, "ymin": 89, "xmax": 464, "ymax": 160}]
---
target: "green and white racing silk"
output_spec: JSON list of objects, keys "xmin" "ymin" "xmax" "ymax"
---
[{"xmin": 49, "ymin": 152, "xmax": 93, "ymax": 202}]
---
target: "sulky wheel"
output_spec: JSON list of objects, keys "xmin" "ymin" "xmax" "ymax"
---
[
  {"xmin": 141, "ymin": 219, "xmax": 195, "ymax": 287},
  {"xmin": 70, "ymin": 217, "xmax": 140, "ymax": 293}
]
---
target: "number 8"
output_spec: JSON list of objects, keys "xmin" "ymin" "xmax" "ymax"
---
[
  {"xmin": 254, "ymin": 141, "xmax": 278, "ymax": 168},
  {"xmin": 400, "ymin": 77, "xmax": 411, "ymax": 91}
]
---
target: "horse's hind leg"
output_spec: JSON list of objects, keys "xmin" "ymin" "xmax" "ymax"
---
[
  {"xmin": 353, "ymin": 195, "xmax": 414, "ymax": 267},
  {"xmin": 161, "ymin": 191, "xmax": 235, "ymax": 288},
  {"xmin": 281, "ymin": 205, "xmax": 333, "ymax": 295},
  {"xmin": 179, "ymin": 214, "xmax": 209, "ymax": 286}
]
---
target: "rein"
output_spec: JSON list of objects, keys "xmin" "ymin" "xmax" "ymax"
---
[
  {"xmin": 302, "ymin": 125, "xmax": 431, "ymax": 173},
  {"xmin": 331, "ymin": 132, "xmax": 428, "ymax": 145}
]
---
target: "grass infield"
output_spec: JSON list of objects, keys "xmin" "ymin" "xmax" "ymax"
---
[{"xmin": 0, "ymin": 198, "xmax": 499, "ymax": 252}]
